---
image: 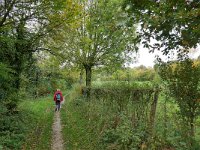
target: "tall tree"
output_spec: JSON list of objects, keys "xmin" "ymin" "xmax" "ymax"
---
[
  {"xmin": 0, "ymin": 0, "xmax": 80, "ymax": 111},
  {"xmin": 47, "ymin": 0, "xmax": 137, "ymax": 89},
  {"xmin": 0, "ymin": 0, "xmax": 79, "ymax": 89}
]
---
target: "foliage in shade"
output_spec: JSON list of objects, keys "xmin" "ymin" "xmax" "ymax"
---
[
  {"xmin": 0, "ymin": 0, "xmax": 78, "ymax": 148},
  {"xmin": 122, "ymin": 0, "xmax": 200, "ymax": 58},
  {"xmin": 158, "ymin": 58, "xmax": 200, "ymax": 145}
]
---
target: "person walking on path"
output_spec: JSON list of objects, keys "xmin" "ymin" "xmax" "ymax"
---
[{"xmin": 53, "ymin": 89, "xmax": 64, "ymax": 111}]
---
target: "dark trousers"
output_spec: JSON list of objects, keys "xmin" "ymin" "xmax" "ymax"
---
[{"xmin": 55, "ymin": 101, "xmax": 61, "ymax": 111}]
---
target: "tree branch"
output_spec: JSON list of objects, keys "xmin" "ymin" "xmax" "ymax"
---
[{"xmin": 0, "ymin": 0, "xmax": 16, "ymax": 27}]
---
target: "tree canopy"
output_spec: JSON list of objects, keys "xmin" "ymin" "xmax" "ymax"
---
[
  {"xmin": 123, "ymin": 0, "xmax": 200, "ymax": 58},
  {"xmin": 47, "ymin": 0, "xmax": 138, "ymax": 87}
]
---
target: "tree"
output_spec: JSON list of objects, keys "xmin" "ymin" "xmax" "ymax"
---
[
  {"xmin": 47, "ymin": 0, "xmax": 137, "ymax": 90},
  {"xmin": 0, "ymin": 0, "xmax": 80, "ymax": 111},
  {"xmin": 0, "ymin": 0, "xmax": 79, "ymax": 88},
  {"xmin": 158, "ymin": 59, "xmax": 200, "ymax": 143},
  {"xmin": 0, "ymin": 0, "xmax": 46, "ymax": 89},
  {"xmin": 0, "ymin": 0, "xmax": 47, "ymax": 110},
  {"xmin": 122, "ymin": 0, "xmax": 200, "ymax": 58}
]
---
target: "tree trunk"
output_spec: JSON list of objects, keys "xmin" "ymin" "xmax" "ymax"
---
[
  {"xmin": 188, "ymin": 115, "xmax": 195, "ymax": 147},
  {"xmin": 190, "ymin": 118, "xmax": 194, "ymax": 137},
  {"xmin": 190, "ymin": 113, "xmax": 195, "ymax": 138},
  {"xmin": 79, "ymin": 69, "xmax": 83, "ymax": 85},
  {"xmin": 15, "ymin": 72, "xmax": 21, "ymax": 89},
  {"xmin": 84, "ymin": 65, "xmax": 92, "ymax": 97},
  {"xmin": 13, "ymin": 22, "xmax": 25, "ymax": 90},
  {"xmin": 35, "ymin": 70, "xmax": 39, "ymax": 98},
  {"xmin": 13, "ymin": 55, "xmax": 22, "ymax": 90},
  {"xmin": 148, "ymin": 90, "xmax": 159, "ymax": 137},
  {"xmin": 164, "ymin": 94, "xmax": 167, "ymax": 140},
  {"xmin": 190, "ymin": 105, "xmax": 196, "ymax": 138}
]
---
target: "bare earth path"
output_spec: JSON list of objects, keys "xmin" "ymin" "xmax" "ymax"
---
[{"xmin": 51, "ymin": 111, "xmax": 64, "ymax": 150}]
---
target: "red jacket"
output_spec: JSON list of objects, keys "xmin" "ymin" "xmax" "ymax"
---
[{"xmin": 53, "ymin": 91, "xmax": 64, "ymax": 102}]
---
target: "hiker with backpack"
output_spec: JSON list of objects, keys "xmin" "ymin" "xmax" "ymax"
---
[{"xmin": 53, "ymin": 89, "xmax": 64, "ymax": 111}]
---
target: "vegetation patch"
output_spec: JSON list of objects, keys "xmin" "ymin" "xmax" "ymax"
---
[{"xmin": 20, "ymin": 96, "xmax": 54, "ymax": 150}]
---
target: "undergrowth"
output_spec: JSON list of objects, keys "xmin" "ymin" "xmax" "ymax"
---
[
  {"xmin": 61, "ymin": 84, "xmax": 200, "ymax": 150},
  {"xmin": 20, "ymin": 96, "xmax": 54, "ymax": 150},
  {"xmin": 0, "ymin": 95, "xmax": 54, "ymax": 150}
]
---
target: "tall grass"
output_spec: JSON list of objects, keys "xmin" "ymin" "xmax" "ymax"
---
[
  {"xmin": 61, "ymin": 84, "xmax": 104, "ymax": 150},
  {"xmin": 61, "ymin": 82, "xmax": 200, "ymax": 150},
  {"xmin": 60, "ymin": 83, "xmax": 158, "ymax": 149},
  {"xmin": 19, "ymin": 96, "xmax": 54, "ymax": 149},
  {"xmin": 0, "ymin": 95, "xmax": 55, "ymax": 150}
]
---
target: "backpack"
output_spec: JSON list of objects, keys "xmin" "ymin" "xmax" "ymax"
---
[{"xmin": 56, "ymin": 93, "xmax": 61, "ymax": 101}]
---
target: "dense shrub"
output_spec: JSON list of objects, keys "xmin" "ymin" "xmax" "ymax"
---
[
  {"xmin": 0, "ymin": 109, "xmax": 28, "ymax": 149},
  {"xmin": 72, "ymin": 81, "xmax": 200, "ymax": 149}
]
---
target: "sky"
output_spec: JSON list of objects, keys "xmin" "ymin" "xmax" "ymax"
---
[{"xmin": 130, "ymin": 44, "xmax": 200, "ymax": 68}]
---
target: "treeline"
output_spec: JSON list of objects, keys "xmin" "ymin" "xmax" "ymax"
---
[
  {"xmin": 93, "ymin": 65, "xmax": 156, "ymax": 82},
  {"xmin": 0, "ymin": 0, "xmax": 80, "ymax": 148}
]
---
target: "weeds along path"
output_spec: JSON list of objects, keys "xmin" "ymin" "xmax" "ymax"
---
[
  {"xmin": 60, "ymin": 89, "xmax": 101, "ymax": 150},
  {"xmin": 21, "ymin": 97, "xmax": 54, "ymax": 149}
]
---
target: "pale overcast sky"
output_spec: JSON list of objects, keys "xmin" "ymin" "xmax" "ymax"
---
[{"xmin": 130, "ymin": 44, "xmax": 200, "ymax": 68}]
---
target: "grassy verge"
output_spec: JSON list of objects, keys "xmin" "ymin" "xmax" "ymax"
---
[
  {"xmin": 196, "ymin": 117, "xmax": 200, "ymax": 142},
  {"xmin": 19, "ymin": 96, "xmax": 54, "ymax": 149},
  {"xmin": 61, "ymin": 85, "xmax": 103, "ymax": 150},
  {"xmin": 60, "ymin": 86, "xmax": 200, "ymax": 150},
  {"xmin": 61, "ymin": 99, "xmax": 100, "ymax": 150}
]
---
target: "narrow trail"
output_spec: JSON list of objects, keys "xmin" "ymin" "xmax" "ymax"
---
[
  {"xmin": 51, "ymin": 94, "xmax": 67, "ymax": 150},
  {"xmin": 51, "ymin": 111, "xmax": 64, "ymax": 150}
]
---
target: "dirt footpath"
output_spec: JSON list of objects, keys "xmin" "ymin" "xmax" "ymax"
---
[{"xmin": 51, "ymin": 112, "xmax": 64, "ymax": 150}]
